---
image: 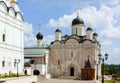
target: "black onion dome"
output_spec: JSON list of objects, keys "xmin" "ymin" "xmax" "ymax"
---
[
  {"xmin": 86, "ymin": 27, "xmax": 93, "ymax": 31},
  {"xmin": 55, "ymin": 29, "xmax": 61, "ymax": 33},
  {"xmin": 72, "ymin": 17, "xmax": 84, "ymax": 26},
  {"xmin": 65, "ymin": 34, "xmax": 69, "ymax": 38},
  {"xmin": 93, "ymin": 32, "xmax": 98, "ymax": 36},
  {"xmin": 36, "ymin": 32, "xmax": 43, "ymax": 40}
]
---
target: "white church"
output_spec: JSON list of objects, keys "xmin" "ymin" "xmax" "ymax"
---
[{"xmin": 0, "ymin": 0, "xmax": 24, "ymax": 75}]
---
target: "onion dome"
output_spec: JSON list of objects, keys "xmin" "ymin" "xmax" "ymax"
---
[
  {"xmin": 65, "ymin": 34, "xmax": 69, "ymax": 37},
  {"xmin": 93, "ymin": 32, "xmax": 98, "ymax": 36},
  {"xmin": 36, "ymin": 32, "xmax": 43, "ymax": 40},
  {"xmin": 10, "ymin": 0, "xmax": 17, "ymax": 3},
  {"xmin": 72, "ymin": 16, "xmax": 84, "ymax": 26},
  {"xmin": 55, "ymin": 28, "xmax": 61, "ymax": 33},
  {"xmin": 86, "ymin": 27, "xmax": 93, "ymax": 31}
]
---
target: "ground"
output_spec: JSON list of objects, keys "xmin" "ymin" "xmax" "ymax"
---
[{"xmin": 37, "ymin": 79, "xmax": 98, "ymax": 83}]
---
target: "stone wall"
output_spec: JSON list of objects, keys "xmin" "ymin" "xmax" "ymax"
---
[{"xmin": 49, "ymin": 39, "xmax": 101, "ymax": 78}]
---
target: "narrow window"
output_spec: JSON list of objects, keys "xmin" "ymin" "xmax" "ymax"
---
[
  {"xmin": 3, "ymin": 34, "xmax": 5, "ymax": 42},
  {"xmin": 76, "ymin": 28, "xmax": 77, "ymax": 34},
  {"xmin": 58, "ymin": 60, "xmax": 60, "ymax": 65},
  {"xmin": 71, "ymin": 52, "xmax": 73, "ymax": 57},
  {"xmin": 44, "ymin": 56, "xmax": 46, "ymax": 64},
  {"xmin": 2, "ymin": 61, "xmax": 5, "ymax": 67}
]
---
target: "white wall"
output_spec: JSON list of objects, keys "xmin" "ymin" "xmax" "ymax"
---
[{"xmin": 0, "ymin": 1, "xmax": 24, "ymax": 75}]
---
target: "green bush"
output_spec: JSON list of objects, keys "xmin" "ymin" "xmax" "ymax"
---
[
  {"xmin": 0, "ymin": 72, "xmax": 29, "ymax": 78},
  {"xmin": 104, "ymin": 80, "xmax": 120, "ymax": 83},
  {"xmin": 9, "ymin": 72, "xmax": 17, "ymax": 77}
]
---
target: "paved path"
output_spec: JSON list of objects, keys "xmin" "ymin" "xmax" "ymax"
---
[{"xmin": 37, "ymin": 79, "xmax": 99, "ymax": 83}]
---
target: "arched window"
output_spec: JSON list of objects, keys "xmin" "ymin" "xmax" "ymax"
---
[
  {"xmin": 71, "ymin": 52, "xmax": 73, "ymax": 57},
  {"xmin": 2, "ymin": 34, "xmax": 5, "ymax": 42},
  {"xmin": 76, "ymin": 28, "xmax": 77, "ymax": 34}
]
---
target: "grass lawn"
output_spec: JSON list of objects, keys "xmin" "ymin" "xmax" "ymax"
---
[{"xmin": 105, "ymin": 80, "xmax": 120, "ymax": 83}]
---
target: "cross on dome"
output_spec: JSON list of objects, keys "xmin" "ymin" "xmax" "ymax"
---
[
  {"xmin": 76, "ymin": 8, "xmax": 81, "ymax": 18},
  {"xmin": 38, "ymin": 24, "xmax": 41, "ymax": 32}
]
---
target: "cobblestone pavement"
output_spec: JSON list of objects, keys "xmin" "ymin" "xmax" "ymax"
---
[{"xmin": 37, "ymin": 79, "xmax": 98, "ymax": 83}]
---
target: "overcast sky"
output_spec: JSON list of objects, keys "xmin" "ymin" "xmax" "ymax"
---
[{"xmin": 18, "ymin": 0, "xmax": 120, "ymax": 64}]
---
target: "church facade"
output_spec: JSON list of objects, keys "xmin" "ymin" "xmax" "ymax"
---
[
  {"xmin": 0, "ymin": 0, "xmax": 24, "ymax": 75},
  {"xmin": 49, "ymin": 14, "xmax": 101, "ymax": 78},
  {"xmin": 23, "ymin": 8, "xmax": 101, "ymax": 79}
]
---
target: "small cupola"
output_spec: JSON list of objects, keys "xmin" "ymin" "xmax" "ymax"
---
[
  {"xmin": 93, "ymin": 32, "xmax": 98, "ymax": 36},
  {"xmin": 86, "ymin": 27, "xmax": 93, "ymax": 31},
  {"xmin": 93, "ymin": 32, "xmax": 98, "ymax": 41},
  {"xmin": 36, "ymin": 32, "xmax": 43, "ymax": 40},
  {"xmin": 86, "ymin": 27, "xmax": 93, "ymax": 40},
  {"xmin": 55, "ymin": 28, "xmax": 61, "ymax": 33},
  {"xmin": 55, "ymin": 28, "xmax": 62, "ymax": 41}
]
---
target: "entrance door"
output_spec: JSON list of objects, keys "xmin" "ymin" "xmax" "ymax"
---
[
  {"xmin": 24, "ymin": 70, "xmax": 27, "ymax": 75},
  {"xmin": 33, "ymin": 70, "xmax": 40, "ymax": 75},
  {"xmin": 70, "ymin": 67, "xmax": 74, "ymax": 76}
]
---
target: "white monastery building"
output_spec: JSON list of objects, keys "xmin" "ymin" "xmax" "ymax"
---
[{"xmin": 0, "ymin": 0, "xmax": 24, "ymax": 75}]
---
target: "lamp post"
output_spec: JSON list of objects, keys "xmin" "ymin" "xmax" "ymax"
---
[
  {"xmin": 15, "ymin": 59, "xmax": 20, "ymax": 77},
  {"xmin": 98, "ymin": 53, "xmax": 109, "ymax": 83}
]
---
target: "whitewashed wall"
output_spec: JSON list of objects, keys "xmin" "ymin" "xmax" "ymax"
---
[{"xmin": 0, "ymin": 1, "xmax": 24, "ymax": 74}]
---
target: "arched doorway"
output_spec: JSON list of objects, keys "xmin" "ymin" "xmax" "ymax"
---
[
  {"xmin": 33, "ymin": 70, "xmax": 40, "ymax": 75},
  {"xmin": 70, "ymin": 67, "xmax": 74, "ymax": 76},
  {"xmin": 24, "ymin": 70, "xmax": 27, "ymax": 75}
]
